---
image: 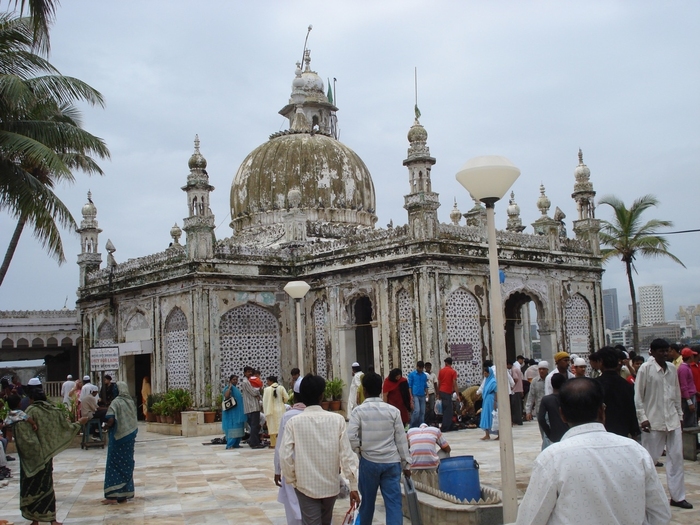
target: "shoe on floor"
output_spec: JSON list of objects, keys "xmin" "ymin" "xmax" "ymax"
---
[
  {"xmin": 670, "ymin": 499, "xmax": 693, "ymax": 509},
  {"xmin": 5, "ymin": 456, "xmax": 14, "ymax": 461},
  {"xmin": 655, "ymin": 462, "xmax": 663, "ymax": 467},
  {"xmin": 251, "ymin": 444, "xmax": 267, "ymax": 449}
]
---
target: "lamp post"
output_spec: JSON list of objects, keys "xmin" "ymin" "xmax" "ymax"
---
[
  {"xmin": 284, "ymin": 280, "xmax": 311, "ymax": 373},
  {"xmin": 456, "ymin": 155, "xmax": 520, "ymax": 524}
]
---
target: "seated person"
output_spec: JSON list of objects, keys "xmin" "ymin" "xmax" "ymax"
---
[
  {"xmin": 406, "ymin": 423, "xmax": 451, "ymax": 488},
  {"xmin": 81, "ymin": 385, "xmax": 100, "ymax": 420}
]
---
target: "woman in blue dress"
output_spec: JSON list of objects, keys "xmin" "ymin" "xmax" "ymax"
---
[
  {"xmin": 479, "ymin": 364, "xmax": 498, "ymax": 441},
  {"xmin": 102, "ymin": 381, "xmax": 138, "ymax": 504},
  {"xmin": 222, "ymin": 375, "xmax": 246, "ymax": 449}
]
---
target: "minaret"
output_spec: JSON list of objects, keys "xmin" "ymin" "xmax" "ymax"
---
[
  {"xmin": 403, "ymin": 109, "xmax": 439, "ymax": 239},
  {"xmin": 182, "ymin": 135, "xmax": 216, "ymax": 260},
  {"xmin": 571, "ymin": 149, "xmax": 601, "ymax": 255},
  {"xmin": 76, "ymin": 191, "xmax": 102, "ymax": 287},
  {"xmin": 531, "ymin": 184, "xmax": 561, "ymax": 251},
  {"xmin": 505, "ymin": 191, "xmax": 526, "ymax": 233}
]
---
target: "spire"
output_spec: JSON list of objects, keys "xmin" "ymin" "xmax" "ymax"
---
[
  {"xmin": 537, "ymin": 184, "xmax": 551, "ymax": 217},
  {"xmin": 450, "ymin": 198, "xmax": 462, "ymax": 226},
  {"xmin": 506, "ymin": 191, "xmax": 525, "ymax": 233},
  {"xmin": 572, "ymin": 148, "xmax": 595, "ymax": 220}
]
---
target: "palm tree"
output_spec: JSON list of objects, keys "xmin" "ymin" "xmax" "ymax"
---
[
  {"xmin": 0, "ymin": 15, "xmax": 109, "ymax": 286},
  {"xmin": 599, "ymin": 194, "xmax": 685, "ymax": 352},
  {"xmin": 3, "ymin": 0, "xmax": 59, "ymax": 54}
]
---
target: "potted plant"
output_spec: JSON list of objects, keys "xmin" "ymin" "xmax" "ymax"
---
[
  {"xmin": 146, "ymin": 393, "xmax": 161, "ymax": 422},
  {"xmin": 321, "ymin": 382, "xmax": 332, "ymax": 410},
  {"xmin": 203, "ymin": 384, "xmax": 216, "ymax": 423},
  {"xmin": 214, "ymin": 393, "xmax": 223, "ymax": 422},
  {"xmin": 327, "ymin": 378, "xmax": 345, "ymax": 411},
  {"xmin": 165, "ymin": 388, "xmax": 192, "ymax": 424},
  {"xmin": 151, "ymin": 401, "xmax": 165, "ymax": 423}
]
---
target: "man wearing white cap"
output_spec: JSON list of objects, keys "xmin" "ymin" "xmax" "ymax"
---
[
  {"xmin": 525, "ymin": 361, "xmax": 549, "ymax": 423},
  {"xmin": 80, "ymin": 375, "xmax": 93, "ymax": 402},
  {"xmin": 347, "ymin": 363, "xmax": 364, "ymax": 414},
  {"xmin": 573, "ymin": 358, "xmax": 588, "ymax": 378},
  {"xmin": 61, "ymin": 374, "xmax": 76, "ymax": 406}
]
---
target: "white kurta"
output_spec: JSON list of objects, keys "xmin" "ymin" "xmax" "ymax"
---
[{"xmin": 347, "ymin": 372, "xmax": 363, "ymax": 414}]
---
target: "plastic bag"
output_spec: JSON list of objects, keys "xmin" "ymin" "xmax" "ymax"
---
[
  {"xmin": 435, "ymin": 399, "xmax": 443, "ymax": 415},
  {"xmin": 341, "ymin": 503, "xmax": 358, "ymax": 525},
  {"xmin": 491, "ymin": 409, "xmax": 499, "ymax": 432}
]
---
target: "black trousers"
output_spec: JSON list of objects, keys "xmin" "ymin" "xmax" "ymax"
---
[
  {"xmin": 440, "ymin": 391, "xmax": 453, "ymax": 432},
  {"xmin": 246, "ymin": 411, "xmax": 260, "ymax": 447},
  {"xmin": 510, "ymin": 393, "xmax": 523, "ymax": 425}
]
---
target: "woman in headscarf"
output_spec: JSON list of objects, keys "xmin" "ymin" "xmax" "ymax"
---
[
  {"xmin": 478, "ymin": 364, "xmax": 498, "ymax": 440},
  {"xmin": 221, "ymin": 375, "xmax": 246, "ymax": 449},
  {"xmin": 102, "ymin": 381, "xmax": 138, "ymax": 504},
  {"xmin": 382, "ymin": 368, "xmax": 412, "ymax": 425},
  {"xmin": 262, "ymin": 376, "xmax": 289, "ymax": 448},
  {"xmin": 13, "ymin": 381, "xmax": 84, "ymax": 525},
  {"xmin": 140, "ymin": 376, "xmax": 151, "ymax": 419},
  {"xmin": 69, "ymin": 378, "xmax": 83, "ymax": 421}
]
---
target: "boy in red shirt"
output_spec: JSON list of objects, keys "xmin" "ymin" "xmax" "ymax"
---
[{"xmin": 437, "ymin": 357, "xmax": 458, "ymax": 432}]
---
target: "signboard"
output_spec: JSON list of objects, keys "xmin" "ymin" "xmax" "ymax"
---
[
  {"xmin": 90, "ymin": 347, "xmax": 119, "ymax": 371},
  {"xmin": 569, "ymin": 335, "xmax": 589, "ymax": 355},
  {"xmin": 118, "ymin": 340, "xmax": 154, "ymax": 356},
  {"xmin": 450, "ymin": 343, "xmax": 474, "ymax": 362}
]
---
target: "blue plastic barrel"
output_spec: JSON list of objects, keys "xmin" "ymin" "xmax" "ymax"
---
[{"xmin": 438, "ymin": 455, "xmax": 481, "ymax": 502}]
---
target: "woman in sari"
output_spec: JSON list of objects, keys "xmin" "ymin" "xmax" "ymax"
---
[
  {"xmin": 222, "ymin": 375, "xmax": 246, "ymax": 449},
  {"xmin": 262, "ymin": 376, "xmax": 289, "ymax": 448},
  {"xmin": 478, "ymin": 365, "xmax": 497, "ymax": 441},
  {"xmin": 382, "ymin": 368, "xmax": 412, "ymax": 425},
  {"xmin": 14, "ymin": 382, "xmax": 83, "ymax": 525},
  {"xmin": 102, "ymin": 381, "xmax": 138, "ymax": 504}
]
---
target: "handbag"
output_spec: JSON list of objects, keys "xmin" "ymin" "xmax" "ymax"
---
[
  {"xmin": 222, "ymin": 395, "xmax": 236, "ymax": 411},
  {"xmin": 403, "ymin": 474, "xmax": 423, "ymax": 524}
]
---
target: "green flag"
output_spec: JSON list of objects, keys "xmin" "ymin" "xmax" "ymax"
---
[
  {"xmin": 327, "ymin": 79, "xmax": 334, "ymax": 104},
  {"xmin": 414, "ymin": 104, "xmax": 421, "ymax": 120}
]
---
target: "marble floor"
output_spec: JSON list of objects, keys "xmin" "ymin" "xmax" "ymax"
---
[{"xmin": 0, "ymin": 421, "xmax": 698, "ymax": 524}]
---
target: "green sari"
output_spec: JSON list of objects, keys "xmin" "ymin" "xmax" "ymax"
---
[{"xmin": 14, "ymin": 400, "xmax": 81, "ymax": 522}]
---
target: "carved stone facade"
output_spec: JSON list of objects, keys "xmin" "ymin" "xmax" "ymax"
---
[{"xmin": 75, "ymin": 52, "xmax": 604, "ymax": 407}]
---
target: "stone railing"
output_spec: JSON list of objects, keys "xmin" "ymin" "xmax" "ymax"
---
[
  {"xmin": 0, "ymin": 309, "xmax": 77, "ymax": 318},
  {"xmin": 85, "ymin": 246, "xmax": 186, "ymax": 285}
]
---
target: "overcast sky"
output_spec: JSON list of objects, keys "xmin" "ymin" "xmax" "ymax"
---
[{"xmin": 0, "ymin": 1, "xmax": 698, "ymax": 324}]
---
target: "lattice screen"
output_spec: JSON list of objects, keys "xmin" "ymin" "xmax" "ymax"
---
[
  {"xmin": 165, "ymin": 308, "xmax": 190, "ymax": 390},
  {"xmin": 219, "ymin": 303, "xmax": 281, "ymax": 388},
  {"xmin": 445, "ymin": 289, "xmax": 483, "ymax": 387},
  {"xmin": 96, "ymin": 320, "xmax": 117, "ymax": 380},
  {"xmin": 313, "ymin": 301, "xmax": 328, "ymax": 378},
  {"xmin": 565, "ymin": 293, "xmax": 591, "ymax": 360},
  {"xmin": 397, "ymin": 289, "xmax": 416, "ymax": 373}
]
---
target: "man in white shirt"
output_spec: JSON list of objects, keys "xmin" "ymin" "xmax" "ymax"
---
[
  {"xmin": 424, "ymin": 362, "xmax": 438, "ymax": 424},
  {"xmin": 516, "ymin": 377, "xmax": 671, "ymax": 525},
  {"xmin": 347, "ymin": 362, "xmax": 363, "ymax": 414},
  {"xmin": 80, "ymin": 375, "xmax": 93, "ymax": 402},
  {"xmin": 544, "ymin": 352, "xmax": 575, "ymax": 395},
  {"xmin": 281, "ymin": 375, "xmax": 359, "ymax": 525},
  {"xmin": 348, "ymin": 371, "xmax": 411, "ymax": 525},
  {"xmin": 635, "ymin": 338, "xmax": 693, "ymax": 509},
  {"xmin": 61, "ymin": 374, "xmax": 75, "ymax": 406}
]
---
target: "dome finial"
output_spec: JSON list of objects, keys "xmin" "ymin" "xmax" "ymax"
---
[
  {"xmin": 304, "ymin": 49, "xmax": 312, "ymax": 72},
  {"xmin": 578, "ymin": 148, "xmax": 583, "ymax": 165},
  {"xmin": 87, "ymin": 190, "xmax": 93, "ymax": 203},
  {"xmin": 188, "ymin": 134, "xmax": 207, "ymax": 170},
  {"xmin": 537, "ymin": 183, "xmax": 551, "ymax": 217},
  {"xmin": 450, "ymin": 198, "xmax": 462, "ymax": 225}
]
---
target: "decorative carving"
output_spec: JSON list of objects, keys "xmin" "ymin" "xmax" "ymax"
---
[
  {"xmin": 397, "ymin": 289, "xmax": 415, "ymax": 373},
  {"xmin": 165, "ymin": 308, "xmax": 190, "ymax": 391}
]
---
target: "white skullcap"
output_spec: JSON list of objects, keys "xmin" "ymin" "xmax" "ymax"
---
[
  {"xmin": 27, "ymin": 378, "xmax": 41, "ymax": 386},
  {"xmin": 83, "ymin": 375, "xmax": 91, "ymax": 382},
  {"xmin": 570, "ymin": 354, "xmax": 579, "ymax": 361},
  {"xmin": 351, "ymin": 362, "xmax": 360, "ymax": 368},
  {"xmin": 574, "ymin": 358, "xmax": 587, "ymax": 367},
  {"xmin": 89, "ymin": 384, "xmax": 99, "ymax": 393},
  {"xmin": 67, "ymin": 374, "xmax": 73, "ymax": 380},
  {"xmin": 537, "ymin": 361, "xmax": 549, "ymax": 369}
]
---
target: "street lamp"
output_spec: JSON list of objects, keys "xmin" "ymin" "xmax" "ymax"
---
[
  {"xmin": 284, "ymin": 280, "xmax": 311, "ymax": 373},
  {"xmin": 456, "ymin": 155, "xmax": 520, "ymax": 524}
]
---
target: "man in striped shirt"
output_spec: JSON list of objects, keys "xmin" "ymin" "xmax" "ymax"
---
[{"xmin": 406, "ymin": 423, "xmax": 450, "ymax": 487}]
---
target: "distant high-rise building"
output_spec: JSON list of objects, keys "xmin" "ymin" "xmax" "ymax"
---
[
  {"xmin": 639, "ymin": 284, "xmax": 665, "ymax": 325},
  {"xmin": 603, "ymin": 288, "xmax": 620, "ymax": 330},
  {"xmin": 628, "ymin": 303, "xmax": 640, "ymax": 326}
]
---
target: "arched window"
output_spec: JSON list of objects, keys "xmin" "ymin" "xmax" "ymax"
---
[
  {"xmin": 445, "ymin": 289, "xmax": 483, "ymax": 386},
  {"xmin": 165, "ymin": 308, "xmax": 190, "ymax": 390}
]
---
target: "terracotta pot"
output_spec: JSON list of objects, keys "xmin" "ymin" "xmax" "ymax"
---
[
  {"xmin": 146, "ymin": 412, "xmax": 156, "ymax": 423},
  {"xmin": 321, "ymin": 401, "xmax": 331, "ymax": 411},
  {"xmin": 165, "ymin": 415, "xmax": 174, "ymax": 424},
  {"xmin": 329, "ymin": 400, "xmax": 341, "ymax": 411},
  {"xmin": 174, "ymin": 411, "xmax": 182, "ymax": 425},
  {"xmin": 203, "ymin": 411, "xmax": 216, "ymax": 423},
  {"xmin": 156, "ymin": 415, "xmax": 163, "ymax": 423}
]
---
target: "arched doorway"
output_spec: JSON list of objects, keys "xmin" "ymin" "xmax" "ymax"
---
[
  {"xmin": 354, "ymin": 297, "xmax": 374, "ymax": 372},
  {"xmin": 504, "ymin": 291, "xmax": 542, "ymax": 363}
]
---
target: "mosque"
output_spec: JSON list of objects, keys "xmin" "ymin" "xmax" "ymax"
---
[{"xmin": 73, "ymin": 50, "xmax": 605, "ymax": 406}]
